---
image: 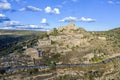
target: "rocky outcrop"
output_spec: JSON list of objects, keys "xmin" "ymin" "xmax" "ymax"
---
[
  {"xmin": 38, "ymin": 23, "xmax": 89, "ymax": 55},
  {"xmin": 58, "ymin": 22, "xmax": 78, "ymax": 31},
  {"xmin": 58, "ymin": 22, "xmax": 78, "ymax": 34}
]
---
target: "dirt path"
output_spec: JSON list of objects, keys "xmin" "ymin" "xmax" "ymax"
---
[{"xmin": 108, "ymin": 53, "xmax": 120, "ymax": 58}]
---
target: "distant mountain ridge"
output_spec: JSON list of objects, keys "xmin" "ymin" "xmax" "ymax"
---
[{"xmin": 109, "ymin": 27, "xmax": 120, "ymax": 31}]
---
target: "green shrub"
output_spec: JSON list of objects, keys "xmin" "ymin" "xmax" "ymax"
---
[
  {"xmin": 85, "ymin": 71, "xmax": 104, "ymax": 80},
  {"xmin": 39, "ymin": 33, "xmax": 48, "ymax": 39},
  {"xmin": 90, "ymin": 55, "xmax": 103, "ymax": 62},
  {"xmin": 51, "ymin": 40, "xmax": 56, "ymax": 44},
  {"xmin": 50, "ymin": 28, "xmax": 59, "ymax": 36}
]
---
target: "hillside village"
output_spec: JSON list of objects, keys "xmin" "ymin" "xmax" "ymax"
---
[
  {"xmin": 38, "ymin": 23, "xmax": 85, "ymax": 59},
  {"xmin": 0, "ymin": 22, "xmax": 109, "ymax": 68},
  {"xmin": 37, "ymin": 22, "xmax": 110, "ymax": 64},
  {"xmin": 0, "ymin": 23, "xmax": 120, "ymax": 80}
]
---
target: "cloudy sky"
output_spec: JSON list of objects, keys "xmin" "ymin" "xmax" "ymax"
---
[{"xmin": 0, "ymin": 0, "xmax": 120, "ymax": 31}]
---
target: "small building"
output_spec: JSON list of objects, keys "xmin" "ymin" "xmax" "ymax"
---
[
  {"xmin": 38, "ymin": 40, "xmax": 51, "ymax": 46},
  {"xmin": 98, "ymin": 37, "xmax": 106, "ymax": 40},
  {"xmin": 24, "ymin": 48, "xmax": 40, "ymax": 59}
]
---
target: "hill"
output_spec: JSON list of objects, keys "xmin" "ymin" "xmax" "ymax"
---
[
  {"xmin": 37, "ymin": 23, "xmax": 120, "ymax": 64},
  {"xmin": 0, "ymin": 30, "xmax": 45, "ymax": 57},
  {"xmin": 0, "ymin": 24, "xmax": 120, "ymax": 80}
]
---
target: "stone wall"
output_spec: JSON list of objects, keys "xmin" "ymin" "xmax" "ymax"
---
[{"xmin": 38, "ymin": 40, "xmax": 51, "ymax": 46}]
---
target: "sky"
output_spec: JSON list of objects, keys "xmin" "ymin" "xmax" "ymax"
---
[{"xmin": 0, "ymin": 0, "xmax": 120, "ymax": 31}]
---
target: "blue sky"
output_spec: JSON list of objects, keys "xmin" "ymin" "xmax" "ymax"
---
[{"xmin": 0, "ymin": 0, "xmax": 120, "ymax": 31}]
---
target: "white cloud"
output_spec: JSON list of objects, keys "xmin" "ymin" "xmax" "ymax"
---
[
  {"xmin": 0, "ymin": 14, "xmax": 48, "ymax": 31},
  {"xmin": 0, "ymin": 13, "xmax": 6, "ymax": 17},
  {"xmin": 25, "ymin": 24, "xmax": 41, "ymax": 28},
  {"xmin": 0, "ymin": 13, "xmax": 10, "ymax": 22},
  {"xmin": 108, "ymin": 0, "xmax": 120, "ymax": 4},
  {"xmin": 15, "ymin": 24, "xmax": 47, "ymax": 31},
  {"xmin": 45, "ymin": 6, "xmax": 60, "ymax": 14},
  {"xmin": 59, "ymin": 16, "xmax": 78, "ymax": 22},
  {"xmin": 2, "ymin": 20, "xmax": 40, "ymax": 29},
  {"xmin": 59, "ymin": 16, "xmax": 96, "ymax": 22},
  {"xmin": 3, "ymin": 20, "xmax": 20, "ymax": 26},
  {"xmin": 1, "ymin": 24, "xmax": 43, "ymax": 30},
  {"xmin": 1, "ymin": 26, "xmax": 14, "ymax": 29},
  {"xmin": 44, "ymin": 6, "xmax": 52, "ymax": 13},
  {"xmin": 2, "ymin": 0, "xmax": 8, "ymax": 2},
  {"xmin": 0, "ymin": 22, "xmax": 49, "ymax": 31},
  {"xmin": 80, "ymin": 17, "xmax": 95, "ymax": 22},
  {"xmin": 2, "ymin": 21, "xmax": 43, "ymax": 29},
  {"xmin": 0, "ymin": 0, "xmax": 11, "ymax": 10},
  {"xmin": 41, "ymin": 18, "xmax": 49, "ymax": 25},
  {"xmin": 1, "ymin": 20, "xmax": 21, "ymax": 29},
  {"xmin": 53, "ymin": 8, "xmax": 60, "ymax": 14},
  {"xmin": 29, "ymin": 25, "xmax": 39, "ymax": 28},
  {"xmin": 19, "ymin": 6, "xmax": 42, "ymax": 12},
  {"xmin": 41, "ymin": 18, "xmax": 46, "ymax": 24}
]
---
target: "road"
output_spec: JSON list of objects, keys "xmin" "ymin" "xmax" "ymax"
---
[{"xmin": 2, "ymin": 54, "xmax": 120, "ymax": 71}]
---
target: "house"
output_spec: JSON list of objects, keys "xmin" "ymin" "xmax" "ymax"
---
[
  {"xmin": 98, "ymin": 37, "xmax": 106, "ymax": 40},
  {"xmin": 38, "ymin": 40, "xmax": 51, "ymax": 46},
  {"xmin": 24, "ymin": 48, "xmax": 40, "ymax": 59}
]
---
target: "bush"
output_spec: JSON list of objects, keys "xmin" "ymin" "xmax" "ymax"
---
[
  {"xmin": 42, "ymin": 53, "xmax": 61, "ymax": 69},
  {"xmin": 39, "ymin": 33, "xmax": 48, "ymax": 39},
  {"xmin": 90, "ymin": 55, "xmax": 103, "ymax": 62},
  {"xmin": 51, "ymin": 40, "xmax": 56, "ymax": 44},
  {"xmin": 85, "ymin": 71, "xmax": 104, "ymax": 80},
  {"xmin": 50, "ymin": 28, "xmax": 59, "ymax": 36}
]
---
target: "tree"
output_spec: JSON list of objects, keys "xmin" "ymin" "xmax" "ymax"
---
[
  {"xmin": 39, "ymin": 33, "xmax": 48, "ymax": 39},
  {"xmin": 50, "ymin": 28, "xmax": 59, "ymax": 36},
  {"xmin": 42, "ymin": 53, "xmax": 61, "ymax": 70}
]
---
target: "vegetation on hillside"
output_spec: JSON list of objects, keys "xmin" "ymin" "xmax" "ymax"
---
[
  {"xmin": 0, "ymin": 30, "xmax": 45, "ymax": 57},
  {"xmin": 0, "ymin": 27, "xmax": 120, "ymax": 80},
  {"xmin": 50, "ymin": 28, "xmax": 59, "ymax": 36},
  {"xmin": 92, "ymin": 28, "xmax": 120, "ymax": 54}
]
